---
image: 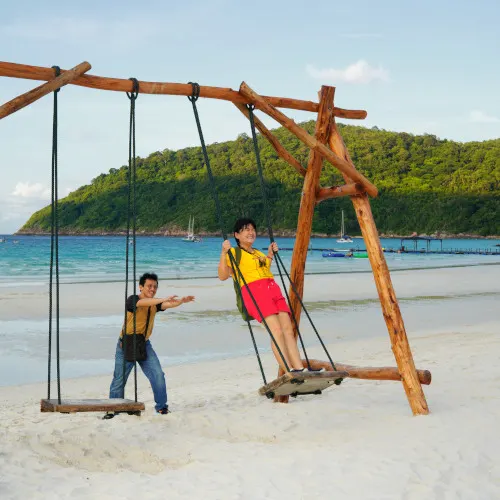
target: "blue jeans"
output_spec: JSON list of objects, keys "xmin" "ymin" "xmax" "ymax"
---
[{"xmin": 109, "ymin": 339, "xmax": 167, "ymax": 411}]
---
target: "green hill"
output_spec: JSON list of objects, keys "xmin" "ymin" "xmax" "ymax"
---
[{"xmin": 19, "ymin": 122, "xmax": 500, "ymax": 237}]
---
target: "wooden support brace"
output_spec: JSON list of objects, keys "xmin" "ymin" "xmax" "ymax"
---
[
  {"xmin": 304, "ymin": 359, "xmax": 432, "ymax": 385},
  {"xmin": 316, "ymin": 182, "xmax": 364, "ymax": 203},
  {"xmin": 0, "ymin": 61, "xmax": 91, "ymax": 120},
  {"xmin": 234, "ymin": 103, "xmax": 306, "ymax": 177},
  {"xmin": 0, "ymin": 61, "xmax": 367, "ymax": 117},
  {"xmin": 239, "ymin": 82, "xmax": 378, "ymax": 197}
]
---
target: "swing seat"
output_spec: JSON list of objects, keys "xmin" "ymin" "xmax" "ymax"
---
[
  {"xmin": 259, "ymin": 370, "xmax": 348, "ymax": 398},
  {"xmin": 40, "ymin": 398, "xmax": 145, "ymax": 414}
]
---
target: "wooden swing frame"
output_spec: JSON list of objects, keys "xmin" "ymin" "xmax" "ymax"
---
[{"xmin": 0, "ymin": 60, "xmax": 430, "ymax": 416}]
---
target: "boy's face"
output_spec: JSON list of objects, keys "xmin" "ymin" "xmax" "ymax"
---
[
  {"xmin": 235, "ymin": 224, "xmax": 256, "ymax": 245},
  {"xmin": 139, "ymin": 279, "xmax": 158, "ymax": 298}
]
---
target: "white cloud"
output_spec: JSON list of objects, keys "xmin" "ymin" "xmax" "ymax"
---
[
  {"xmin": 12, "ymin": 182, "xmax": 50, "ymax": 199},
  {"xmin": 306, "ymin": 60, "xmax": 390, "ymax": 84},
  {"xmin": 469, "ymin": 110, "xmax": 500, "ymax": 123}
]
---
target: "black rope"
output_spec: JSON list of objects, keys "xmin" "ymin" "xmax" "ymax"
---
[
  {"xmin": 246, "ymin": 105, "xmax": 342, "ymax": 382},
  {"xmin": 123, "ymin": 78, "xmax": 140, "ymax": 401},
  {"xmin": 187, "ymin": 83, "xmax": 292, "ymax": 380},
  {"xmin": 47, "ymin": 66, "xmax": 62, "ymax": 403},
  {"xmin": 246, "ymin": 105, "xmax": 275, "ymax": 242}
]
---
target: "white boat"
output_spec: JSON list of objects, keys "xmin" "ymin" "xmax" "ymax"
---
[
  {"xmin": 336, "ymin": 210, "xmax": 353, "ymax": 243},
  {"xmin": 182, "ymin": 216, "xmax": 201, "ymax": 242}
]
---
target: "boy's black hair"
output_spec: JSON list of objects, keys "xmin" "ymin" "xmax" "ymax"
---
[
  {"xmin": 139, "ymin": 272, "xmax": 159, "ymax": 287},
  {"xmin": 233, "ymin": 218, "xmax": 257, "ymax": 247}
]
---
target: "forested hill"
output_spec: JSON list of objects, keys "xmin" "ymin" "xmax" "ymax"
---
[{"xmin": 19, "ymin": 122, "xmax": 500, "ymax": 237}]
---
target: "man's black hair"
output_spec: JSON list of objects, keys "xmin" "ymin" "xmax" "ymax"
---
[
  {"xmin": 139, "ymin": 272, "xmax": 159, "ymax": 287},
  {"xmin": 233, "ymin": 218, "xmax": 257, "ymax": 247}
]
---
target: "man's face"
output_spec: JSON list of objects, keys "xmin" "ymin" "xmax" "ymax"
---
[
  {"xmin": 235, "ymin": 224, "xmax": 256, "ymax": 245},
  {"xmin": 139, "ymin": 279, "xmax": 158, "ymax": 298}
]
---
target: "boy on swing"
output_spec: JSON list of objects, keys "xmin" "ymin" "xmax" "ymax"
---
[{"xmin": 218, "ymin": 218, "xmax": 307, "ymax": 373}]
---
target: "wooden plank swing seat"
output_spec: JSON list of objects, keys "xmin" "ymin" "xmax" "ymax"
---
[
  {"xmin": 40, "ymin": 398, "xmax": 145, "ymax": 414},
  {"xmin": 259, "ymin": 370, "xmax": 349, "ymax": 399}
]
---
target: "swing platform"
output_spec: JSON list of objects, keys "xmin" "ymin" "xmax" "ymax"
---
[
  {"xmin": 40, "ymin": 398, "xmax": 145, "ymax": 414},
  {"xmin": 259, "ymin": 370, "xmax": 348, "ymax": 399}
]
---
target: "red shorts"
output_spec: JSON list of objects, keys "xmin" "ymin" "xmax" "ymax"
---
[{"xmin": 241, "ymin": 278, "xmax": 291, "ymax": 322}]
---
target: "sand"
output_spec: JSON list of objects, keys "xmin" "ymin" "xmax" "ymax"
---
[{"xmin": 0, "ymin": 265, "xmax": 499, "ymax": 499}]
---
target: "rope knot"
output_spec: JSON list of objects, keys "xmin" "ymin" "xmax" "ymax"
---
[
  {"xmin": 188, "ymin": 82, "xmax": 200, "ymax": 102},
  {"xmin": 127, "ymin": 78, "xmax": 140, "ymax": 100},
  {"xmin": 52, "ymin": 66, "xmax": 61, "ymax": 93}
]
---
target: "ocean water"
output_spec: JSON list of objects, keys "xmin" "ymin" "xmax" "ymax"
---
[{"xmin": 0, "ymin": 234, "xmax": 499, "ymax": 285}]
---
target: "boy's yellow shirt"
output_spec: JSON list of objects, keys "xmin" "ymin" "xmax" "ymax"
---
[{"xmin": 226, "ymin": 247, "xmax": 273, "ymax": 287}]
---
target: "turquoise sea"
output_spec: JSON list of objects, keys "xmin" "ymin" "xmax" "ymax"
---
[{"xmin": 1, "ymin": 234, "xmax": 499, "ymax": 285}]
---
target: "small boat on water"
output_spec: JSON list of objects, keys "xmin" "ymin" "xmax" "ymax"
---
[
  {"xmin": 336, "ymin": 211, "xmax": 353, "ymax": 243},
  {"xmin": 182, "ymin": 216, "xmax": 201, "ymax": 243},
  {"xmin": 322, "ymin": 250, "xmax": 368, "ymax": 258}
]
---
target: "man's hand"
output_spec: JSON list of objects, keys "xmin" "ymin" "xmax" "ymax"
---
[{"xmin": 161, "ymin": 295, "xmax": 195, "ymax": 310}]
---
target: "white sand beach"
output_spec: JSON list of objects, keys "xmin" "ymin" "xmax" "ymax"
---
[{"xmin": 1, "ymin": 264, "xmax": 499, "ymax": 499}]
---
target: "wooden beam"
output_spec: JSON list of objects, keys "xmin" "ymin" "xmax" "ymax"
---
[
  {"xmin": 304, "ymin": 359, "xmax": 432, "ymax": 385},
  {"xmin": 234, "ymin": 103, "xmax": 306, "ymax": 177},
  {"xmin": 328, "ymin": 119, "xmax": 430, "ymax": 416},
  {"xmin": 239, "ymin": 82, "xmax": 378, "ymax": 197},
  {"xmin": 316, "ymin": 182, "xmax": 364, "ymax": 203},
  {"xmin": 0, "ymin": 61, "xmax": 367, "ymax": 118},
  {"xmin": 274, "ymin": 86, "xmax": 336, "ymax": 404},
  {"xmin": 0, "ymin": 61, "xmax": 91, "ymax": 120}
]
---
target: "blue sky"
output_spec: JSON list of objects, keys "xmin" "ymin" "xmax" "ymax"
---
[{"xmin": 0, "ymin": 0, "xmax": 499, "ymax": 233}]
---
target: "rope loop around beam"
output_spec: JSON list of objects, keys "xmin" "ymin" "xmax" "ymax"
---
[
  {"xmin": 126, "ymin": 78, "xmax": 140, "ymax": 100},
  {"xmin": 51, "ymin": 66, "xmax": 61, "ymax": 93},
  {"xmin": 188, "ymin": 82, "xmax": 200, "ymax": 103}
]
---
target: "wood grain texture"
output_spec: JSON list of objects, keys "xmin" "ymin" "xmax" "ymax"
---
[
  {"xmin": 0, "ymin": 61, "xmax": 91, "ymax": 120},
  {"xmin": 40, "ymin": 398, "xmax": 145, "ymax": 413},
  {"xmin": 0, "ymin": 61, "xmax": 367, "ymax": 117}
]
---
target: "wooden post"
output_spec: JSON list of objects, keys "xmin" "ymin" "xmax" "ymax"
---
[
  {"xmin": 274, "ymin": 86, "xmax": 335, "ymax": 403},
  {"xmin": 327, "ymin": 118, "xmax": 430, "ymax": 416},
  {"xmin": 0, "ymin": 62, "xmax": 91, "ymax": 120},
  {"xmin": 239, "ymin": 82, "xmax": 378, "ymax": 197},
  {"xmin": 234, "ymin": 103, "xmax": 306, "ymax": 177}
]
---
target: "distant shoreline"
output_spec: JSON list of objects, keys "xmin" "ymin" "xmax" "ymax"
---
[
  {"xmin": 9, "ymin": 231, "xmax": 500, "ymax": 240},
  {"xmin": 11, "ymin": 230, "xmax": 500, "ymax": 240}
]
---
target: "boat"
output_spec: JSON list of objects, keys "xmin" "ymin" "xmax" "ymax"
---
[
  {"xmin": 322, "ymin": 251, "xmax": 351, "ymax": 258},
  {"xmin": 353, "ymin": 252, "xmax": 368, "ymax": 258},
  {"xmin": 182, "ymin": 216, "xmax": 201, "ymax": 242},
  {"xmin": 336, "ymin": 210, "xmax": 353, "ymax": 243}
]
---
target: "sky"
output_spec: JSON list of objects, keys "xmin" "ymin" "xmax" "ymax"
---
[{"xmin": 0, "ymin": 0, "xmax": 499, "ymax": 233}]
